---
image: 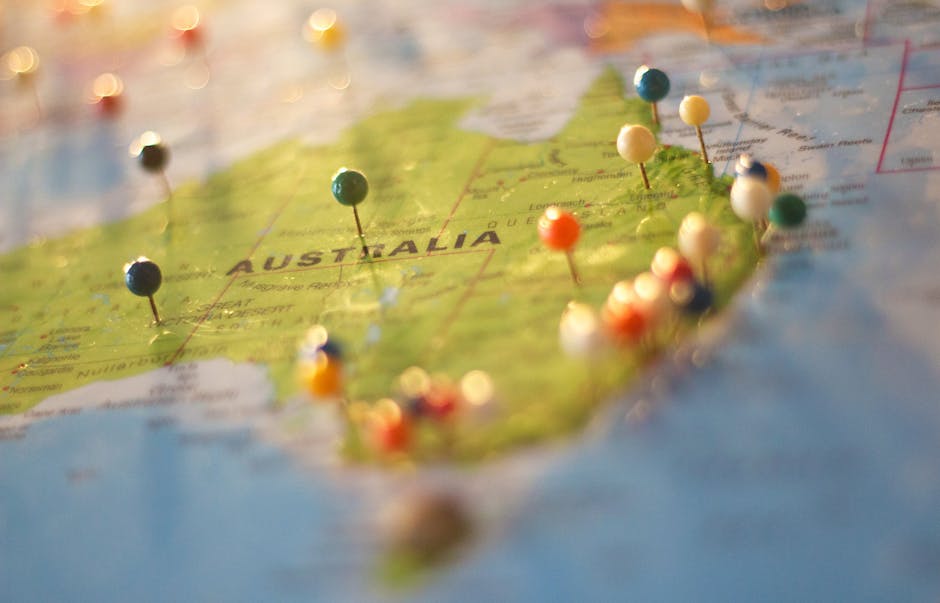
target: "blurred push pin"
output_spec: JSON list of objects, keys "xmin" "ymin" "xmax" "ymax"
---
[
  {"xmin": 730, "ymin": 177, "xmax": 773, "ymax": 253},
  {"xmin": 735, "ymin": 154, "xmax": 768, "ymax": 180},
  {"xmin": 617, "ymin": 123, "xmax": 657, "ymax": 190},
  {"xmin": 2, "ymin": 46, "xmax": 42, "ymax": 119},
  {"xmin": 634, "ymin": 66, "xmax": 670, "ymax": 125},
  {"xmin": 90, "ymin": 72, "xmax": 124, "ymax": 118},
  {"xmin": 678, "ymin": 212, "xmax": 720, "ymax": 287},
  {"xmin": 681, "ymin": 0, "xmax": 715, "ymax": 41},
  {"xmin": 769, "ymin": 193, "xmax": 807, "ymax": 229},
  {"xmin": 130, "ymin": 131, "xmax": 172, "ymax": 199},
  {"xmin": 679, "ymin": 95, "xmax": 711, "ymax": 164},
  {"xmin": 537, "ymin": 207, "xmax": 582, "ymax": 287},
  {"xmin": 303, "ymin": 8, "xmax": 350, "ymax": 90},
  {"xmin": 171, "ymin": 5, "xmax": 205, "ymax": 54},
  {"xmin": 331, "ymin": 168, "xmax": 370, "ymax": 255},
  {"xmin": 124, "ymin": 257, "xmax": 163, "ymax": 325},
  {"xmin": 303, "ymin": 8, "xmax": 346, "ymax": 52}
]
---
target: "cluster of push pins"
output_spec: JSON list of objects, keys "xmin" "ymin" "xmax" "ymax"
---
[
  {"xmin": 296, "ymin": 325, "xmax": 495, "ymax": 459},
  {"xmin": 2, "ymin": 4, "xmax": 210, "ymax": 122},
  {"xmin": 112, "ymin": 50, "xmax": 808, "ymax": 464},
  {"xmin": 5, "ymin": 4, "xmax": 350, "ymax": 194}
]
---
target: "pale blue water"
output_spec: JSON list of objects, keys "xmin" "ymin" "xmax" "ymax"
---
[{"xmin": 0, "ymin": 408, "xmax": 360, "ymax": 603}]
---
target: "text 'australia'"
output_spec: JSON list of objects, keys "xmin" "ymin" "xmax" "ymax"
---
[{"xmin": 226, "ymin": 231, "xmax": 501, "ymax": 275}]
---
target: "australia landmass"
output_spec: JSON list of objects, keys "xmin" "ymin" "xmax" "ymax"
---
[{"xmin": 0, "ymin": 68, "xmax": 758, "ymax": 460}]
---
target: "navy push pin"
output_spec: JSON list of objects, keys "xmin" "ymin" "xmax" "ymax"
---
[
  {"xmin": 124, "ymin": 257, "xmax": 163, "ymax": 324},
  {"xmin": 735, "ymin": 154, "xmax": 768, "ymax": 180},
  {"xmin": 130, "ymin": 131, "xmax": 172, "ymax": 199},
  {"xmin": 331, "ymin": 168, "xmax": 370, "ymax": 255},
  {"xmin": 634, "ymin": 66, "xmax": 670, "ymax": 125}
]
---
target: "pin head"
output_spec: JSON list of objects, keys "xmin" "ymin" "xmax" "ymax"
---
[
  {"xmin": 603, "ymin": 283, "xmax": 647, "ymax": 344},
  {"xmin": 2, "ymin": 46, "xmax": 40, "ymax": 85},
  {"xmin": 651, "ymin": 247, "xmax": 694, "ymax": 284},
  {"xmin": 130, "ymin": 131, "xmax": 169, "ymax": 173},
  {"xmin": 91, "ymin": 72, "xmax": 124, "ymax": 117},
  {"xmin": 303, "ymin": 8, "xmax": 346, "ymax": 51},
  {"xmin": 537, "ymin": 207, "xmax": 580, "ymax": 251},
  {"xmin": 559, "ymin": 302, "xmax": 603, "ymax": 358},
  {"xmin": 124, "ymin": 258, "xmax": 162, "ymax": 297},
  {"xmin": 331, "ymin": 168, "xmax": 369, "ymax": 206},
  {"xmin": 735, "ymin": 154, "xmax": 768, "ymax": 180},
  {"xmin": 678, "ymin": 212, "xmax": 720, "ymax": 261},
  {"xmin": 616, "ymin": 124, "xmax": 657, "ymax": 164},
  {"xmin": 763, "ymin": 162, "xmax": 782, "ymax": 194},
  {"xmin": 730, "ymin": 177, "xmax": 773, "ymax": 222},
  {"xmin": 681, "ymin": 0, "xmax": 715, "ymax": 13},
  {"xmin": 301, "ymin": 352, "xmax": 344, "ymax": 398},
  {"xmin": 679, "ymin": 95, "xmax": 710, "ymax": 126},
  {"xmin": 172, "ymin": 5, "xmax": 204, "ymax": 50},
  {"xmin": 769, "ymin": 193, "xmax": 807, "ymax": 228},
  {"xmin": 634, "ymin": 66, "xmax": 670, "ymax": 103},
  {"xmin": 671, "ymin": 280, "xmax": 713, "ymax": 315}
]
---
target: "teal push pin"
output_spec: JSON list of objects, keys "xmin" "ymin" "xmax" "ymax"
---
[
  {"xmin": 769, "ymin": 193, "xmax": 807, "ymax": 228},
  {"xmin": 634, "ymin": 66, "xmax": 670, "ymax": 125},
  {"xmin": 331, "ymin": 168, "xmax": 369, "ymax": 255}
]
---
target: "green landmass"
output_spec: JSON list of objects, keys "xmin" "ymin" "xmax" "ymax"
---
[{"xmin": 0, "ymin": 68, "xmax": 757, "ymax": 460}]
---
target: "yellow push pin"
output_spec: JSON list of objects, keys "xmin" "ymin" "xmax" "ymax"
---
[
  {"xmin": 302, "ymin": 8, "xmax": 350, "ymax": 90},
  {"xmin": 679, "ymin": 95, "xmax": 711, "ymax": 164},
  {"xmin": 2, "ymin": 46, "xmax": 42, "ymax": 119}
]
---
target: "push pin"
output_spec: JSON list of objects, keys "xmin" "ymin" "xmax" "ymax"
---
[
  {"xmin": 537, "ymin": 207, "xmax": 582, "ymax": 287},
  {"xmin": 617, "ymin": 123, "xmax": 658, "ymax": 190},
  {"xmin": 679, "ymin": 95, "xmax": 711, "ymax": 164},
  {"xmin": 331, "ymin": 168, "xmax": 370, "ymax": 255},
  {"xmin": 2, "ymin": 46, "xmax": 42, "ymax": 120},
  {"xmin": 124, "ymin": 257, "xmax": 163, "ymax": 325},
  {"xmin": 130, "ymin": 131, "xmax": 172, "ymax": 199},
  {"xmin": 634, "ymin": 66, "xmax": 670, "ymax": 125}
]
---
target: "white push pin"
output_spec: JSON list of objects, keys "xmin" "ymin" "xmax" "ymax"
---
[
  {"xmin": 559, "ymin": 302, "xmax": 603, "ymax": 358},
  {"xmin": 632, "ymin": 271, "xmax": 672, "ymax": 327},
  {"xmin": 730, "ymin": 177, "xmax": 773, "ymax": 253},
  {"xmin": 678, "ymin": 212, "xmax": 721, "ymax": 286},
  {"xmin": 616, "ymin": 124, "xmax": 658, "ymax": 190},
  {"xmin": 681, "ymin": 0, "xmax": 716, "ymax": 41}
]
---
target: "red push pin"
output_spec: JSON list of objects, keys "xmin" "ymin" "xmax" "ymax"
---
[
  {"xmin": 650, "ymin": 247, "xmax": 694, "ymax": 285},
  {"xmin": 171, "ymin": 5, "xmax": 205, "ymax": 54},
  {"xmin": 537, "ymin": 207, "xmax": 582, "ymax": 287},
  {"xmin": 90, "ymin": 72, "xmax": 124, "ymax": 118}
]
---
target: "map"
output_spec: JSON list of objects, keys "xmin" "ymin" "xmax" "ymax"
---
[{"xmin": 3, "ymin": 0, "xmax": 940, "ymax": 600}]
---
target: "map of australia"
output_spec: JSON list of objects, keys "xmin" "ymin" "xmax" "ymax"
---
[{"xmin": 0, "ymin": 69, "xmax": 757, "ymax": 458}]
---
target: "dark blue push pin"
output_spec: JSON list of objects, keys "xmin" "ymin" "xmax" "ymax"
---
[
  {"xmin": 734, "ymin": 154, "xmax": 768, "ymax": 180},
  {"xmin": 331, "ymin": 168, "xmax": 370, "ymax": 255},
  {"xmin": 124, "ymin": 257, "xmax": 163, "ymax": 324},
  {"xmin": 681, "ymin": 281, "xmax": 713, "ymax": 316},
  {"xmin": 634, "ymin": 66, "xmax": 670, "ymax": 125}
]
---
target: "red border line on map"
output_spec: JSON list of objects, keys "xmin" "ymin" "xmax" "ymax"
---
[
  {"xmin": 434, "ymin": 247, "xmax": 496, "ymax": 342},
  {"xmin": 166, "ymin": 167, "xmax": 310, "ymax": 365},
  {"xmin": 435, "ymin": 138, "xmax": 498, "ymax": 240},
  {"xmin": 876, "ymin": 40, "xmax": 911, "ymax": 174}
]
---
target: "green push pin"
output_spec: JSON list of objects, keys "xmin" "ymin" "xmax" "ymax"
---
[{"xmin": 331, "ymin": 168, "xmax": 369, "ymax": 255}]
